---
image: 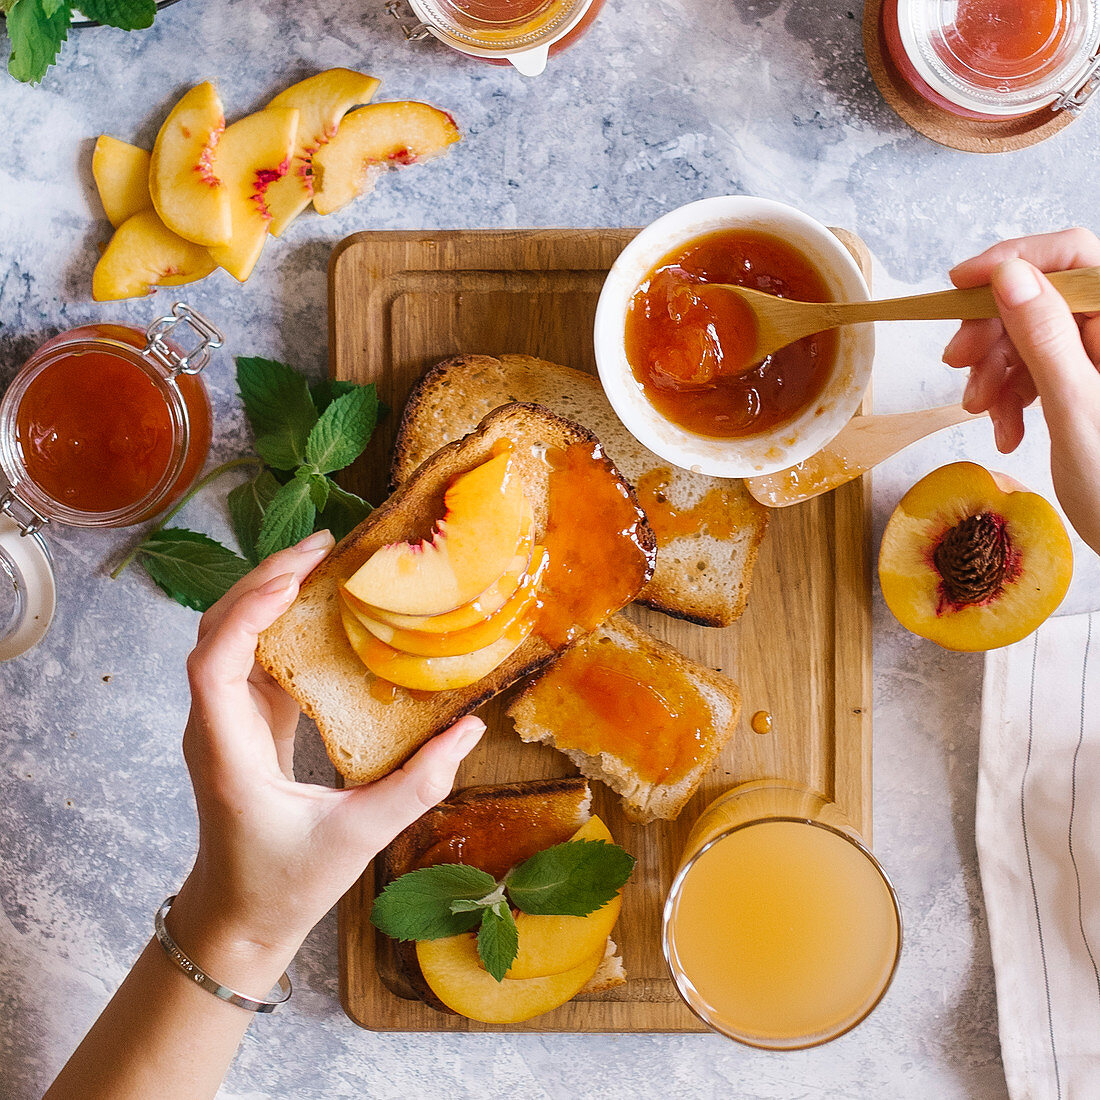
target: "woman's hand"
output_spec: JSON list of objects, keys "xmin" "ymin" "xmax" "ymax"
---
[
  {"xmin": 167, "ymin": 530, "xmax": 485, "ymax": 993},
  {"xmin": 944, "ymin": 228, "xmax": 1100, "ymax": 553}
]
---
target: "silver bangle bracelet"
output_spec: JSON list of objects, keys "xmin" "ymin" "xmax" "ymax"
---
[{"xmin": 154, "ymin": 895, "xmax": 292, "ymax": 1014}]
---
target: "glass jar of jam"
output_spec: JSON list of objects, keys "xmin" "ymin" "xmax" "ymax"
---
[
  {"xmin": 884, "ymin": 0, "xmax": 1100, "ymax": 119},
  {"xmin": 0, "ymin": 302, "xmax": 223, "ymax": 659},
  {"xmin": 385, "ymin": 0, "xmax": 605, "ymax": 75}
]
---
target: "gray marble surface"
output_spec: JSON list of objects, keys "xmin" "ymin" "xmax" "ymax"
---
[{"xmin": 2, "ymin": 1, "xmax": 1099, "ymax": 1096}]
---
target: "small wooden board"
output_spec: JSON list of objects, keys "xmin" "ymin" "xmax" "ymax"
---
[
  {"xmin": 329, "ymin": 228, "xmax": 873, "ymax": 1032},
  {"xmin": 862, "ymin": 0, "xmax": 1075, "ymax": 154}
]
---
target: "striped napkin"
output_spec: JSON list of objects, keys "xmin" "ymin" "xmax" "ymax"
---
[{"xmin": 977, "ymin": 611, "xmax": 1100, "ymax": 1100}]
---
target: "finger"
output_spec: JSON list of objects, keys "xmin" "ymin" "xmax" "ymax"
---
[
  {"xmin": 992, "ymin": 259, "xmax": 1100, "ymax": 414},
  {"xmin": 943, "ymin": 318, "xmax": 1005, "ymax": 370},
  {"xmin": 988, "ymin": 391, "xmax": 1027, "ymax": 454},
  {"xmin": 950, "ymin": 228, "xmax": 1100, "ymax": 289},
  {"xmin": 338, "ymin": 717, "xmax": 486, "ymax": 854},
  {"xmin": 188, "ymin": 572, "xmax": 300, "ymax": 707},
  {"xmin": 961, "ymin": 333, "xmax": 1019, "ymax": 413},
  {"xmin": 197, "ymin": 530, "xmax": 335, "ymax": 642}
]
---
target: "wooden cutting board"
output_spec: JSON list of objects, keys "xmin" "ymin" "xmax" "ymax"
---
[{"xmin": 329, "ymin": 228, "xmax": 873, "ymax": 1032}]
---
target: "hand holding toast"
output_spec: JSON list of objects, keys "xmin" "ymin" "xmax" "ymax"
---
[
  {"xmin": 168, "ymin": 530, "xmax": 487, "ymax": 993},
  {"xmin": 945, "ymin": 229, "xmax": 1100, "ymax": 553}
]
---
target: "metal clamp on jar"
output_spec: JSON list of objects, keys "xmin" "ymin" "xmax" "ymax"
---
[
  {"xmin": 0, "ymin": 302, "xmax": 224, "ymax": 659},
  {"xmin": 384, "ymin": 0, "xmax": 604, "ymax": 76}
]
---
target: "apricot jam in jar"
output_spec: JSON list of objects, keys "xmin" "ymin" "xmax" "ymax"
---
[
  {"xmin": 884, "ymin": 0, "xmax": 1100, "ymax": 118},
  {"xmin": 624, "ymin": 229, "xmax": 837, "ymax": 440},
  {"xmin": 0, "ymin": 303, "xmax": 222, "ymax": 532}
]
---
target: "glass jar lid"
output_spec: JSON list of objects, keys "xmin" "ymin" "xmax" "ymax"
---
[
  {"xmin": 0, "ymin": 511, "xmax": 55, "ymax": 661},
  {"xmin": 898, "ymin": 0, "xmax": 1100, "ymax": 116},
  {"xmin": 404, "ymin": 0, "xmax": 594, "ymax": 74}
]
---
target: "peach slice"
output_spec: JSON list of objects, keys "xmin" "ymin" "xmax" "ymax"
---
[
  {"xmin": 207, "ymin": 107, "xmax": 299, "ymax": 282},
  {"xmin": 264, "ymin": 68, "xmax": 381, "ymax": 237},
  {"xmin": 879, "ymin": 462, "xmax": 1072, "ymax": 651},
  {"xmin": 344, "ymin": 508, "xmax": 535, "ymax": 634},
  {"xmin": 345, "ymin": 546, "xmax": 548, "ymax": 658},
  {"xmin": 341, "ymin": 602, "xmax": 534, "ymax": 691},
  {"xmin": 416, "ymin": 934, "xmax": 604, "ymax": 1024},
  {"xmin": 92, "ymin": 209, "xmax": 216, "ymax": 301},
  {"xmin": 149, "ymin": 82, "xmax": 232, "ymax": 248},
  {"xmin": 505, "ymin": 816, "xmax": 624, "ymax": 980},
  {"xmin": 92, "ymin": 136, "xmax": 152, "ymax": 228},
  {"xmin": 311, "ymin": 101, "xmax": 461, "ymax": 216},
  {"xmin": 344, "ymin": 451, "xmax": 529, "ymax": 617}
]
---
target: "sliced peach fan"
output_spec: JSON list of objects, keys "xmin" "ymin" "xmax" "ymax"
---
[{"xmin": 878, "ymin": 462, "xmax": 1072, "ymax": 652}]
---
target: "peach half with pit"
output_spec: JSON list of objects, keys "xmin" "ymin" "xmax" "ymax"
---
[
  {"xmin": 92, "ymin": 209, "xmax": 216, "ymax": 301},
  {"xmin": 149, "ymin": 81, "xmax": 232, "ymax": 248},
  {"xmin": 311, "ymin": 101, "xmax": 461, "ymax": 216},
  {"xmin": 207, "ymin": 107, "xmax": 299, "ymax": 282},
  {"xmin": 343, "ymin": 451, "xmax": 531, "ymax": 618},
  {"xmin": 878, "ymin": 462, "xmax": 1072, "ymax": 652},
  {"xmin": 343, "ymin": 546, "xmax": 549, "ymax": 659},
  {"xmin": 92, "ymin": 136, "xmax": 152, "ymax": 228},
  {"xmin": 263, "ymin": 68, "xmax": 381, "ymax": 237}
]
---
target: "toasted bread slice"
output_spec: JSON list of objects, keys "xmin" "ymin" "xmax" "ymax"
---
[
  {"xmin": 256, "ymin": 403, "xmax": 656, "ymax": 785},
  {"xmin": 507, "ymin": 614, "xmax": 742, "ymax": 823},
  {"xmin": 374, "ymin": 778, "xmax": 626, "ymax": 1010},
  {"xmin": 391, "ymin": 354, "xmax": 769, "ymax": 627}
]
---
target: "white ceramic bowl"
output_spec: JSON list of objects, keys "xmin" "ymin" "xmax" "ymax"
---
[{"xmin": 594, "ymin": 196, "xmax": 875, "ymax": 479}]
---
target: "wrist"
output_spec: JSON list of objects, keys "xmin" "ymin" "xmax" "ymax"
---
[{"xmin": 164, "ymin": 878, "xmax": 302, "ymax": 1001}]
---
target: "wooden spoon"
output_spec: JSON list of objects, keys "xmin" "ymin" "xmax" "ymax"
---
[
  {"xmin": 709, "ymin": 265, "xmax": 1100, "ymax": 371},
  {"xmin": 744, "ymin": 403, "xmax": 984, "ymax": 507}
]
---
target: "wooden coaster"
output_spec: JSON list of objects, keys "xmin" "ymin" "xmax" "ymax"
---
[{"xmin": 862, "ymin": 0, "xmax": 1076, "ymax": 153}]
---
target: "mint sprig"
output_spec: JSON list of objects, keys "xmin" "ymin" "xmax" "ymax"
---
[
  {"xmin": 370, "ymin": 838, "xmax": 635, "ymax": 983},
  {"xmin": 112, "ymin": 356, "xmax": 380, "ymax": 612},
  {"xmin": 4, "ymin": 0, "xmax": 158, "ymax": 85}
]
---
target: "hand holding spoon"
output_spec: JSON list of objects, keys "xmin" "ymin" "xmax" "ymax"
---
[
  {"xmin": 745, "ymin": 403, "xmax": 985, "ymax": 507},
  {"xmin": 709, "ymin": 265, "xmax": 1100, "ymax": 372}
]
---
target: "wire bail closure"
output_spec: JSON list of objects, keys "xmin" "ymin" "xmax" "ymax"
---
[
  {"xmin": 385, "ymin": 0, "xmax": 432, "ymax": 41},
  {"xmin": 1054, "ymin": 50, "xmax": 1100, "ymax": 114},
  {"xmin": 143, "ymin": 302, "xmax": 225, "ymax": 377}
]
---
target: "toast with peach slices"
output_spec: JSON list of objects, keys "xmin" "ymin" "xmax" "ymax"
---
[
  {"xmin": 391, "ymin": 354, "xmax": 770, "ymax": 627},
  {"xmin": 375, "ymin": 777, "xmax": 626, "ymax": 1016},
  {"xmin": 256, "ymin": 403, "xmax": 656, "ymax": 785}
]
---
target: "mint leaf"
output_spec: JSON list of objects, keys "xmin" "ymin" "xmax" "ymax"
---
[
  {"xmin": 256, "ymin": 477, "xmax": 315, "ymax": 560},
  {"xmin": 77, "ymin": 0, "xmax": 156, "ymax": 29},
  {"xmin": 371, "ymin": 864, "xmax": 496, "ymax": 941},
  {"xmin": 39, "ymin": 0, "xmax": 63, "ymax": 16},
  {"xmin": 136, "ymin": 529, "xmax": 250, "ymax": 612},
  {"xmin": 310, "ymin": 379, "xmax": 359, "ymax": 415},
  {"xmin": 318, "ymin": 480, "xmax": 371, "ymax": 543},
  {"xmin": 506, "ymin": 840, "xmax": 635, "ymax": 917},
  {"xmin": 6, "ymin": 0, "xmax": 71, "ymax": 84},
  {"xmin": 478, "ymin": 904, "xmax": 519, "ymax": 983},
  {"xmin": 308, "ymin": 472, "xmax": 330, "ymax": 512},
  {"xmin": 227, "ymin": 469, "xmax": 280, "ymax": 566},
  {"xmin": 305, "ymin": 386, "xmax": 380, "ymax": 475},
  {"xmin": 236, "ymin": 357, "xmax": 317, "ymax": 468}
]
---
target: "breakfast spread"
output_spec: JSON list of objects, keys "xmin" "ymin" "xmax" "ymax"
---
[
  {"xmin": 623, "ymin": 228, "xmax": 838, "ymax": 439},
  {"xmin": 372, "ymin": 777, "xmax": 632, "ymax": 1023},
  {"xmin": 878, "ymin": 461, "xmax": 1072, "ymax": 651},
  {"xmin": 255, "ymin": 402, "xmax": 656, "ymax": 784},
  {"xmin": 507, "ymin": 615, "xmax": 742, "ymax": 822},
  {"xmin": 391, "ymin": 353, "xmax": 769, "ymax": 626},
  {"xmin": 92, "ymin": 70, "xmax": 460, "ymax": 299}
]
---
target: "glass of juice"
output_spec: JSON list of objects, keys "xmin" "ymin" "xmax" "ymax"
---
[{"xmin": 662, "ymin": 780, "xmax": 902, "ymax": 1049}]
